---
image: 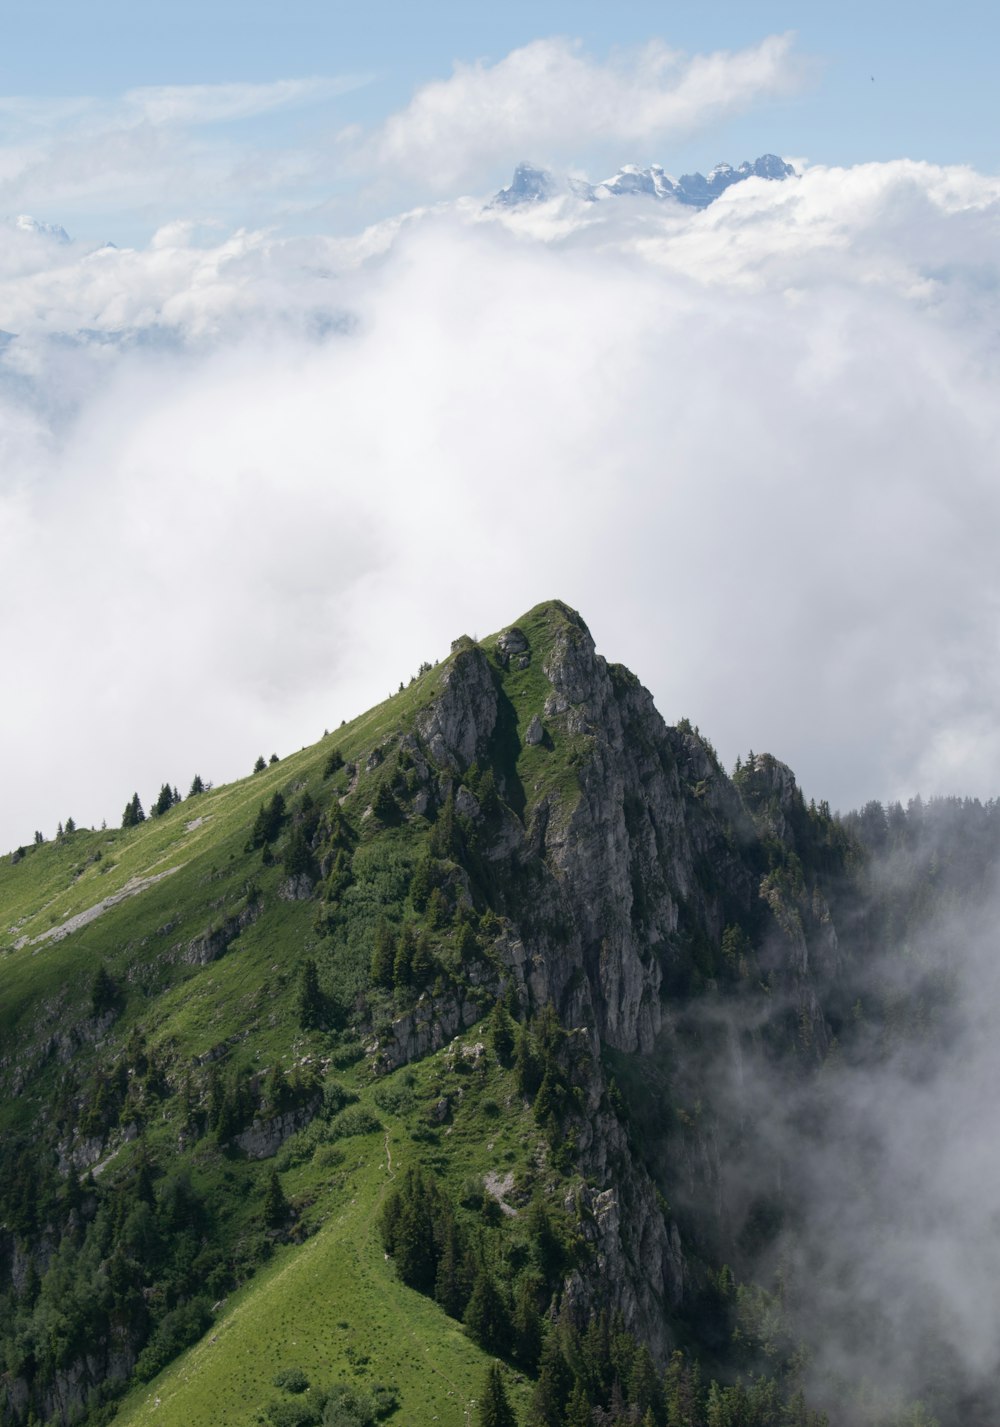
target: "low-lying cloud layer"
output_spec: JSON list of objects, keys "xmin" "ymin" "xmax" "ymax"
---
[{"xmin": 3, "ymin": 153, "xmax": 1000, "ymax": 849}]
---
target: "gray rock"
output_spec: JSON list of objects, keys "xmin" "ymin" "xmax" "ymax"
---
[
  {"xmin": 417, "ymin": 645, "xmax": 499, "ymax": 772},
  {"xmin": 234, "ymin": 1102, "xmax": 320, "ymax": 1159},
  {"xmin": 496, "ymin": 625, "xmax": 530, "ymax": 668},
  {"xmin": 185, "ymin": 899, "xmax": 261, "ymax": 965}
]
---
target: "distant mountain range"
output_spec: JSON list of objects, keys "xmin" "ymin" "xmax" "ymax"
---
[
  {"xmin": 8, "ymin": 213, "xmax": 71, "ymax": 243},
  {"xmin": 489, "ymin": 153, "xmax": 795, "ymax": 209}
]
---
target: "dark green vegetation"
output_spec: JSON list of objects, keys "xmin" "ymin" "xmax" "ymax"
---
[{"xmin": 0, "ymin": 602, "xmax": 994, "ymax": 1427}]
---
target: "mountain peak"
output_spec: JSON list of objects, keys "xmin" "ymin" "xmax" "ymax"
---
[
  {"xmin": 10, "ymin": 213, "xmax": 71, "ymax": 243},
  {"xmin": 488, "ymin": 153, "xmax": 795, "ymax": 211}
]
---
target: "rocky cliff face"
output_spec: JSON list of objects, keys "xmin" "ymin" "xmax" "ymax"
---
[{"xmin": 399, "ymin": 601, "xmax": 848, "ymax": 1355}]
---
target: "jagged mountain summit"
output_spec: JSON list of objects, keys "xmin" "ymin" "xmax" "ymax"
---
[{"xmin": 489, "ymin": 153, "xmax": 795, "ymax": 209}]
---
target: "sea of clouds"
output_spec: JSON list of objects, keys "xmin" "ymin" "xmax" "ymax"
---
[{"xmin": 3, "ymin": 37, "xmax": 1000, "ymax": 849}]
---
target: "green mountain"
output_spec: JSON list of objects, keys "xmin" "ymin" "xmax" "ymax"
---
[{"xmin": 0, "ymin": 601, "xmax": 992, "ymax": 1427}]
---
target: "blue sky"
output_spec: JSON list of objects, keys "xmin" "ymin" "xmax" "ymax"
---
[{"xmin": 2, "ymin": 0, "xmax": 998, "ymax": 244}]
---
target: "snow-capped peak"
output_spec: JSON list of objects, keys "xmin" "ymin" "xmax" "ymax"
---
[{"xmin": 488, "ymin": 154, "xmax": 795, "ymax": 211}]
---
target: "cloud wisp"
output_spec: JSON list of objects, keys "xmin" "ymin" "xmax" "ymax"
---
[
  {"xmin": 674, "ymin": 813, "xmax": 1000, "ymax": 1420},
  {"xmin": 0, "ymin": 75, "xmax": 370, "ymax": 235}
]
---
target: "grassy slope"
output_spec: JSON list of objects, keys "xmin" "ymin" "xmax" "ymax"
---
[
  {"xmin": 0, "ymin": 601, "xmax": 585, "ymax": 1426},
  {"xmin": 113, "ymin": 1033, "xmax": 540, "ymax": 1427}
]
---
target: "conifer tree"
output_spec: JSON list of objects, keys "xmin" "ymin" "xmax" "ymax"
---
[
  {"xmin": 153, "ymin": 783, "xmax": 175, "ymax": 817},
  {"xmin": 188, "ymin": 773, "xmax": 205, "ymax": 796},
  {"xmin": 464, "ymin": 1267, "xmax": 511, "ymax": 1356},
  {"xmin": 426, "ymin": 884, "xmax": 450, "ymax": 930},
  {"xmin": 411, "ymin": 930, "xmax": 435, "ymax": 987},
  {"xmin": 563, "ymin": 1381, "xmax": 592, "ymax": 1427},
  {"xmin": 410, "ymin": 846, "xmax": 436, "ymax": 911},
  {"xmin": 90, "ymin": 964, "xmax": 120, "ymax": 1018},
  {"xmin": 373, "ymin": 782, "xmax": 399, "ymax": 825},
  {"xmin": 430, "ymin": 789, "xmax": 456, "ymax": 858},
  {"xmin": 296, "ymin": 958, "xmax": 324, "ymax": 1030},
  {"xmin": 248, "ymin": 792, "xmax": 286, "ymax": 848},
  {"xmin": 515, "ymin": 1024, "xmax": 542, "ymax": 1099},
  {"xmin": 532, "ymin": 1331, "xmax": 573, "ymax": 1427},
  {"xmin": 393, "ymin": 925, "xmax": 416, "ymax": 991},
  {"xmin": 490, "ymin": 998, "xmax": 516, "ymax": 1066},
  {"xmin": 513, "ymin": 1279, "xmax": 543, "ymax": 1371},
  {"xmin": 478, "ymin": 1362, "xmax": 518, "ymax": 1427},
  {"xmin": 283, "ymin": 824, "xmax": 314, "ymax": 879},
  {"xmin": 121, "ymin": 793, "xmax": 145, "ymax": 828},
  {"xmin": 371, "ymin": 918, "xmax": 397, "ymax": 989},
  {"xmin": 434, "ymin": 1214, "xmax": 468, "ymax": 1319},
  {"xmin": 263, "ymin": 1169, "xmax": 289, "ymax": 1227}
]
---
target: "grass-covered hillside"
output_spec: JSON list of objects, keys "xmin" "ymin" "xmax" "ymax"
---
[
  {"xmin": 5, "ymin": 599, "xmax": 968, "ymax": 1427},
  {"xmin": 2, "ymin": 601, "xmax": 709, "ymax": 1427}
]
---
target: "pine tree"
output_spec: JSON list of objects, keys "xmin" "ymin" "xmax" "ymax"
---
[
  {"xmin": 263, "ymin": 1169, "xmax": 289, "ymax": 1227},
  {"xmin": 410, "ymin": 847, "xmax": 436, "ymax": 911},
  {"xmin": 627, "ymin": 1344, "xmax": 661, "ymax": 1422},
  {"xmin": 323, "ymin": 747, "xmax": 344, "ymax": 779},
  {"xmin": 490, "ymin": 998, "xmax": 516, "ymax": 1066},
  {"xmin": 564, "ymin": 1381, "xmax": 593, "ymax": 1427},
  {"xmin": 296, "ymin": 958, "xmax": 324, "ymax": 1030},
  {"xmin": 664, "ymin": 1349, "xmax": 702, "ymax": 1427},
  {"xmin": 121, "ymin": 793, "xmax": 145, "ymax": 828},
  {"xmin": 153, "ymin": 783, "xmax": 174, "ymax": 817},
  {"xmin": 513, "ymin": 1278, "xmax": 543, "ymax": 1371},
  {"xmin": 532, "ymin": 1332, "xmax": 573, "ymax": 1427},
  {"xmin": 283, "ymin": 825, "xmax": 313, "ymax": 879},
  {"xmin": 248, "ymin": 792, "xmax": 286, "ymax": 848},
  {"xmin": 478, "ymin": 1362, "xmax": 518, "ymax": 1427},
  {"xmin": 253, "ymin": 755, "xmax": 266, "ymax": 773},
  {"xmin": 430, "ymin": 789, "xmax": 456, "ymax": 858},
  {"xmin": 426, "ymin": 884, "xmax": 450, "ymax": 930},
  {"xmin": 189, "ymin": 773, "xmax": 205, "ymax": 796},
  {"xmin": 373, "ymin": 782, "xmax": 399, "ymax": 825},
  {"xmin": 464, "ymin": 1268, "xmax": 511, "ymax": 1356},
  {"xmin": 515, "ymin": 1024, "xmax": 542, "ymax": 1099},
  {"xmin": 380, "ymin": 1166, "xmax": 438, "ymax": 1293},
  {"xmin": 411, "ymin": 930, "xmax": 435, "ymax": 987},
  {"xmin": 393, "ymin": 925, "xmax": 416, "ymax": 991},
  {"xmin": 434, "ymin": 1214, "xmax": 468, "ymax": 1319},
  {"xmin": 371, "ymin": 918, "xmax": 397, "ymax": 989},
  {"xmin": 90, "ymin": 964, "xmax": 120, "ymax": 1018}
]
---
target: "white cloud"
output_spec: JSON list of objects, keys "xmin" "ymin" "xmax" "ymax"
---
[
  {"xmin": 3, "ymin": 158, "xmax": 1000, "ymax": 850},
  {"xmin": 0, "ymin": 76, "xmax": 368, "ymax": 236},
  {"xmin": 366, "ymin": 34, "xmax": 801, "ymax": 189},
  {"xmin": 122, "ymin": 77, "xmax": 368, "ymax": 127}
]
